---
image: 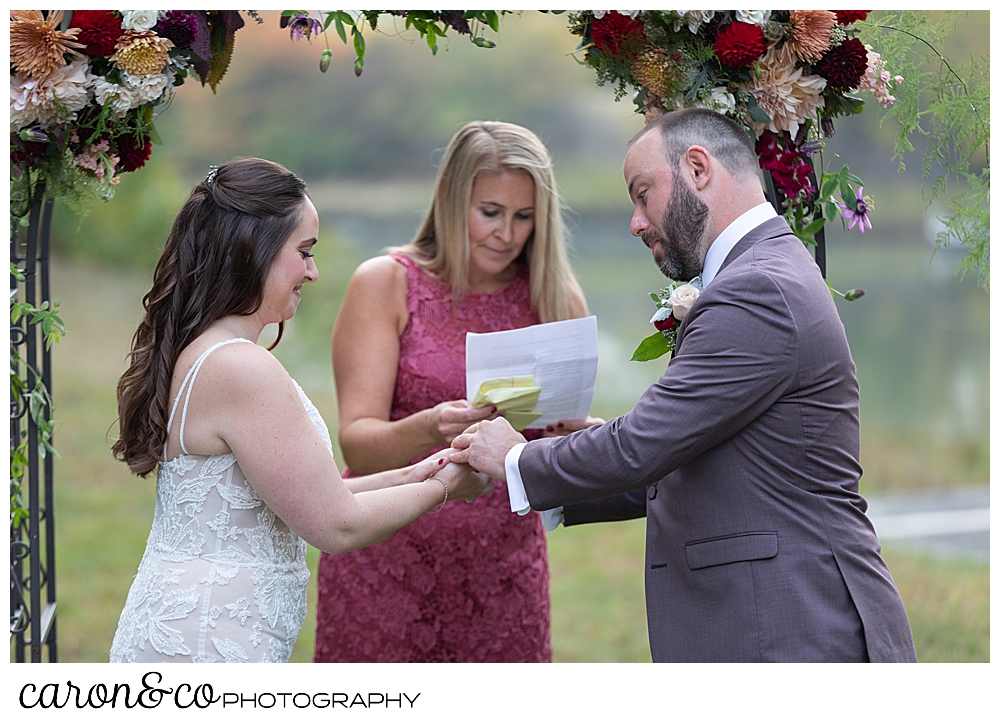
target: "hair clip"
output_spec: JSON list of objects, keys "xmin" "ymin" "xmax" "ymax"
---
[{"xmin": 205, "ymin": 165, "xmax": 219, "ymax": 184}]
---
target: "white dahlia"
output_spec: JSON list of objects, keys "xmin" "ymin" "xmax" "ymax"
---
[
  {"xmin": 89, "ymin": 76, "xmax": 135, "ymax": 119},
  {"xmin": 736, "ymin": 10, "xmax": 771, "ymax": 26},
  {"xmin": 749, "ymin": 48, "xmax": 827, "ymax": 138},
  {"xmin": 10, "ymin": 58, "xmax": 90, "ymax": 129},
  {"xmin": 121, "ymin": 71, "xmax": 173, "ymax": 106}
]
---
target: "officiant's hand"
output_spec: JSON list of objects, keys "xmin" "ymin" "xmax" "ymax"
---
[
  {"xmin": 427, "ymin": 400, "xmax": 498, "ymax": 446},
  {"xmin": 541, "ymin": 415, "xmax": 606, "ymax": 437},
  {"xmin": 449, "ymin": 417, "xmax": 525, "ymax": 481}
]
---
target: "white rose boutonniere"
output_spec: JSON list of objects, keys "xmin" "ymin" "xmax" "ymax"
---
[
  {"xmin": 632, "ymin": 276, "xmax": 703, "ymax": 361},
  {"xmin": 668, "ymin": 283, "xmax": 700, "ymax": 321}
]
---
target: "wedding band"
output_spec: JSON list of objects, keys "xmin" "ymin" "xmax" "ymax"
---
[{"xmin": 465, "ymin": 499, "xmax": 473, "ymax": 504}]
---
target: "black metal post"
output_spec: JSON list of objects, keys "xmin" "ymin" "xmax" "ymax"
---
[
  {"xmin": 761, "ymin": 162, "xmax": 827, "ymax": 279},
  {"xmin": 9, "ymin": 191, "xmax": 58, "ymax": 662}
]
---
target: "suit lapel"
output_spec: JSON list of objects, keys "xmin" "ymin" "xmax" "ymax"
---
[{"xmin": 672, "ymin": 216, "xmax": 793, "ymax": 358}]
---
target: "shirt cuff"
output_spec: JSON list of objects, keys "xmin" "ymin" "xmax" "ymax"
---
[
  {"xmin": 504, "ymin": 443, "xmax": 530, "ymax": 515},
  {"xmin": 541, "ymin": 507, "xmax": 564, "ymax": 531}
]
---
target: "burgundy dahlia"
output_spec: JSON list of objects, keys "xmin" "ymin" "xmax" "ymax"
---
[
  {"xmin": 116, "ymin": 133, "xmax": 152, "ymax": 173},
  {"xmin": 156, "ymin": 10, "xmax": 199, "ymax": 49},
  {"xmin": 591, "ymin": 11, "xmax": 646, "ymax": 60},
  {"xmin": 815, "ymin": 37, "xmax": 868, "ymax": 90},
  {"xmin": 70, "ymin": 10, "xmax": 123, "ymax": 57},
  {"xmin": 10, "ymin": 137, "xmax": 48, "ymax": 168},
  {"xmin": 713, "ymin": 21, "xmax": 767, "ymax": 68},
  {"xmin": 756, "ymin": 131, "xmax": 815, "ymax": 200},
  {"xmin": 834, "ymin": 11, "xmax": 870, "ymax": 26}
]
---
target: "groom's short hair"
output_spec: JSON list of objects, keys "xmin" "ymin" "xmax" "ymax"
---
[{"xmin": 632, "ymin": 108, "xmax": 760, "ymax": 181}]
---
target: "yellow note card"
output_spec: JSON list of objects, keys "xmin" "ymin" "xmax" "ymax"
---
[
  {"xmin": 472, "ymin": 377, "xmax": 542, "ymax": 431},
  {"xmin": 502, "ymin": 411, "xmax": 543, "ymax": 431}
]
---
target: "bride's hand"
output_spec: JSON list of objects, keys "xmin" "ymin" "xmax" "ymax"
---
[
  {"xmin": 427, "ymin": 399, "xmax": 497, "ymax": 445},
  {"xmin": 406, "ymin": 450, "xmax": 452, "ymax": 485},
  {"xmin": 437, "ymin": 461, "xmax": 492, "ymax": 503}
]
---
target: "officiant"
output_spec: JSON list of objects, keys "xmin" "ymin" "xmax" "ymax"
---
[{"xmin": 312, "ymin": 121, "xmax": 600, "ymax": 662}]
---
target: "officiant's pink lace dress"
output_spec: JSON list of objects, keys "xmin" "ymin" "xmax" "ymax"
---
[{"xmin": 313, "ymin": 253, "xmax": 551, "ymax": 662}]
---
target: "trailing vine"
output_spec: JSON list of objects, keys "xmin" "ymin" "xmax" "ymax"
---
[
  {"xmin": 9, "ymin": 262, "xmax": 65, "ymax": 527},
  {"xmin": 858, "ymin": 11, "xmax": 989, "ymax": 288}
]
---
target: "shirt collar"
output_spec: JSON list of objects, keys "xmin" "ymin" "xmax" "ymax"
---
[{"xmin": 701, "ymin": 202, "xmax": 778, "ymax": 288}]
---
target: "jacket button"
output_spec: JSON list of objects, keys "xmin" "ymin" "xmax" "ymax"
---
[{"xmin": 647, "ymin": 485, "xmax": 657, "ymax": 500}]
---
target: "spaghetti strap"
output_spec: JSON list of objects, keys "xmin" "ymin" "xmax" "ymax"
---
[{"xmin": 163, "ymin": 338, "xmax": 254, "ymax": 458}]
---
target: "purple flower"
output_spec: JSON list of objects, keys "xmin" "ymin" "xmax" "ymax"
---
[
  {"xmin": 838, "ymin": 186, "xmax": 872, "ymax": 233},
  {"xmin": 156, "ymin": 11, "xmax": 199, "ymax": 49},
  {"xmin": 288, "ymin": 14, "xmax": 322, "ymax": 42},
  {"xmin": 18, "ymin": 127, "xmax": 49, "ymax": 144}
]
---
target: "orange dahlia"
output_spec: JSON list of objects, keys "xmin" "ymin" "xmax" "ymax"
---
[
  {"xmin": 781, "ymin": 10, "xmax": 837, "ymax": 64},
  {"xmin": 111, "ymin": 30, "xmax": 174, "ymax": 76},
  {"xmin": 631, "ymin": 49, "xmax": 685, "ymax": 99},
  {"xmin": 10, "ymin": 10, "xmax": 85, "ymax": 78}
]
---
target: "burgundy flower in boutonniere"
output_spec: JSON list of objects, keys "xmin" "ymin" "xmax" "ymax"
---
[
  {"xmin": 632, "ymin": 277, "xmax": 702, "ymax": 361},
  {"xmin": 653, "ymin": 313, "xmax": 676, "ymax": 333}
]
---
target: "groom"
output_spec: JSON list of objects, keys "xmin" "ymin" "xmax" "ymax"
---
[{"xmin": 452, "ymin": 108, "xmax": 917, "ymax": 662}]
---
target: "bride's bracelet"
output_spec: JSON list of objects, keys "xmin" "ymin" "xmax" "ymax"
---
[{"xmin": 428, "ymin": 476, "xmax": 448, "ymax": 513}]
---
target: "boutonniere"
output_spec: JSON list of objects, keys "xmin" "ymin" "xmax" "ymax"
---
[{"xmin": 631, "ymin": 276, "xmax": 703, "ymax": 361}]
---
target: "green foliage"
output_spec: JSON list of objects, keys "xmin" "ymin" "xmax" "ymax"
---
[
  {"xmin": 630, "ymin": 332, "xmax": 670, "ymax": 362},
  {"xmin": 858, "ymin": 11, "xmax": 990, "ymax": 289},
  {"xmin": 9, "ymin": 263, "xmax": 66, "ymax": 526},
  {"xmin": 287, "ymin": 10, "xmax": 508, "ymax": 74}
]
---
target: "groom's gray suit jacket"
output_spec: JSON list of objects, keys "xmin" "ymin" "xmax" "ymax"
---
[{"xmin": 519, "ymin": 216, "xmax": 917, "ymax": 662}]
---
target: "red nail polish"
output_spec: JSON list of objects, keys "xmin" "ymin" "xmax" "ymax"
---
[
  {"xmin": 490, "ymin": 407, "xmax": 498, "ymax": 413},
  {"xmin": 438, "ymin": 459, "xmax": 445, "ymax": 465},
  {"xmin": 557, "ymin": 422, "xmax": 564, "ymax": 428},
  {"xmin": 546, "ymin": 426, "xmax": 554, "ymax": 432}
]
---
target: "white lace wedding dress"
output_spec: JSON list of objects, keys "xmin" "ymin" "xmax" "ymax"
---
[{"xmin": 110, "ymin": 339, "xmax": 330, "ymax": 663}]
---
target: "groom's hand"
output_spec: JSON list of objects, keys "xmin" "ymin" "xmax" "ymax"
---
[{"xmin": 449, "ymin": 417, "xmax": 525, "ymax": 481}]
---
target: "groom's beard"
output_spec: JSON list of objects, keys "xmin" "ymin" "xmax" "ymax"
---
[{"xmin": 643, "ymin": 174, "xmax": 710, "ymax": 282}]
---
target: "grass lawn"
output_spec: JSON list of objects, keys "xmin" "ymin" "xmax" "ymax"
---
[{"xmin": 19, "ymin": 258, "xmax": 988, "ymax": 663}]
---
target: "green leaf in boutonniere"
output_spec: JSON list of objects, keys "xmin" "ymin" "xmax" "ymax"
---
[{"xmin": 631, "ymin": 331, "xmax": 671, "ymax": 362}]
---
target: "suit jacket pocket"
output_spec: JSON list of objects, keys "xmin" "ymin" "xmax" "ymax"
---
[{"xmin": 685, "ymin": 532, "xmax": 778, "ymax": 570}]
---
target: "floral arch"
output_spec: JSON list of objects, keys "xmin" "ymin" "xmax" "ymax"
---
[{"xmin": 9, "ymin": 9, "xmax": 988, "ymax": 662}]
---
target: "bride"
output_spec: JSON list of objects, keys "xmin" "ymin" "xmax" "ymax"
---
[{"xmin": 109, "ymin": 158, "xmax": 490, "ymax": 663}]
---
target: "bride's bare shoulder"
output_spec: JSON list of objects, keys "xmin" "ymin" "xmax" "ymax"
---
[{"xmin": 174, "ymin": 338, "xmax": 292, "ymax": 404}]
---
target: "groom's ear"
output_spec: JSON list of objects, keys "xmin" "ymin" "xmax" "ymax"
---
[{"xmin": 683, "ymin": 146, "xmax": 712, "ymax": 192}]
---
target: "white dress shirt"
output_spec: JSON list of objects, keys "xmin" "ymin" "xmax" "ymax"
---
[{"xmin": 503, "ymin": 202, "xmax": 779, "ymax": 527}]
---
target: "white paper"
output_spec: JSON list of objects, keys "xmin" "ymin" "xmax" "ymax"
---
[{"xmin": 465, "ymin": 316, "xmax": 599, "ymax": 429}]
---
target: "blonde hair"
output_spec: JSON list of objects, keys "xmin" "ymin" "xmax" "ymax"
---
[{"xmin": 390, "ymin": 121, "xmax": 586, "ymax": 323}]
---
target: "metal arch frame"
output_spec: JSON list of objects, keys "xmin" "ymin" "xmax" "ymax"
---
[
  {"xmin": 761, "ymin": 164, "xmax": 827, "ymax": 278},
  {"xmin": 10, "ymin": 193, "xmax": 58, "ymax": 663}
]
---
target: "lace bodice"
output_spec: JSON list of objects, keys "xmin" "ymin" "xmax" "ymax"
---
[
  {"xmin": 314, "ymin": 255, "xmax": 552, "ymax": 662},
  {"xmin": 110, "ymin": 339, "xmax": 330, "ymax": 663}
]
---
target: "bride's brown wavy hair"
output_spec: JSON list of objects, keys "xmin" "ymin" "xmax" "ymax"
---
[{"xmin": 112, "ymin": 158, "xmax": 309, "ymax": 477}]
